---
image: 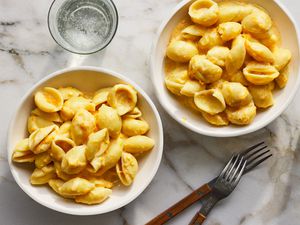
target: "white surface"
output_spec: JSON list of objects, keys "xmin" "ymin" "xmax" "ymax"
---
[
  {"xmin": 7, "ymin": 67, "xmax": 163, "ymax": 215},
  {"xmin": 151, "ymin": 0, "xmax": 300, "ymax": 137},
  {"xmin": 1, "ymin": 0, "xmax": 300, "ymax": 224}
]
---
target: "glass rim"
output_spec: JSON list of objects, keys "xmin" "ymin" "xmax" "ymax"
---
[{"xmin": 47, "ymin": 0, "xmax": 119, "ymax": 55}]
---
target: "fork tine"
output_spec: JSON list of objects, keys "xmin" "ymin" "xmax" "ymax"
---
[
  {"xmin": 219, "ymin": 155, "xmax": 236, "ymax": 178},
  {"xmin": 233, "ymin": 159, "xmax": 247, "ymax": 186},
  {"xmin": 228, "ymin": 156, "xmax": 244, "ymax": 183},
  {"xmin": 241, "ymin": 141, "xmax": 265, "ymax": 156},
  {"xmin": 247, "ymin": 149, "xmax": 271, "ymax": 164},
  {"xmin": 244, "ymin": 145, "xmax": 268, "ymax": 160},
  {"xmin": 245, "ymin": 154, "xmax": 272, "ymax": 173},
  {"xmin": 225, "ymin": 155, "xmax": 240, "ymax": 181}
]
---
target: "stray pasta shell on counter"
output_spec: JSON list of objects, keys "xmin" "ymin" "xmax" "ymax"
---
[
  {"xmin": 245, "ymin": 39, "xmax": 274, "ymax": 63},
  {"xmin": 50, "ymin": 136, "xmax": 75, "ymax": 161},
  {"xmin": 194, "ymin": 89, "xmax": 226, "ymax": 115},
  {"xmin": 107, "ymin": 84, "xmax": 137, "ymax": 116},
  {"xmin": 59, "ymin": 177, "xmax": 95, "ymax": 196},
  {"xmin": 60, "ymin": 96, "xmax": 95, "ymax": 121},
  {"xmin": 27, "ymin": 115, "xmax": 54, "ymax": 134},
  {"xmin": 218, "ymin": 22, "xmax": 242, "ymax": 41},
  {"xmin": 58, "ymin": 87, "xmax": 82, "ymax": 100},
  {"xmin": 95, "ymin": 104, "xmax": 122, "ymax": 138},
  {"xmin": 70, "ymin": 109, "xmax": 96, "ymax": 145},
  {"xmin": 30, "ymin": 164, "xmax": 57, "ymax": 185},
  {"xmin": 75, "ymin": 187, "xmax": 112, "ymax": 205},
  {"xmin": 34, "ymin": 87, "xmax": 63, "ymax": 113},
  {"xmin": 29, "ymin": 125, "xmax": 58, "ymax": 154},
  {"xmin": 12, "ymin": 138, "xmax": 35, "ymax": 163},
  {"xmin": 243, "ymin": 61, "xmax": 279, "ymax": 85},
  {"xmin": 166, "ymin": 40, "xmax": 199, "ymax": 63},
  {"xmin": 201, "ymin": 111, "xmax": 229, "ymax": 126},
  {"xmin": 86, "ymin": 128, "xmax": 110, "ymax": 162},
  {"xmin": 35, "ymin": 151, "xmax": 52, "ymax": 169},
  {"xmin": 226, "ymin": 101, "xmax": 256, "ymax": 125},
  {"xmin": 188, "ymin": 0, "xmax": 219, "ymax": 27},
  {"xmin": 116, "ymin": 152, "xmax": 138, "ymax": 186},
  {"xmin": 124, "ymin": 135, "xmax": 155, "ymax": 154},
  {"xmin": 221, "ymin": 82, "xmax": 252, "ymax": 107},
  {"xmin": 189, "ymin": 55, "xmax": 223, "ymax": 84},
  {"xmin": 122, "ymin": 118, "xmax": 150, "ymax": 137},
  {"xmin": 61, "ymin": 145, "xmax": 87, "ymax": 175}
]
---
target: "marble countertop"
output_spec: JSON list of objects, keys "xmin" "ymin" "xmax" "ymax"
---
[{"xmin": 1, "ymin": 0, "xmax": 300, "ymax": 224}]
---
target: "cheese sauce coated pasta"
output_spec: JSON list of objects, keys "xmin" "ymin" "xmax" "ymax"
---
[
  {"xmin": 12, "ymin": 84, "xmax": 155, "ymax": 205},
  {"xmin": 164, "ymin": 0, "xmax": 292, "ymax": 126}
]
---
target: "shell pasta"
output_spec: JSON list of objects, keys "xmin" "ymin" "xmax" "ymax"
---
[
  {"xmin": 12, "ymin": 85, "xmax": 155, "ymax": 205},
  {"xmin": 164, "ymin": 0, "xmax": 292, "ymax": 126}
]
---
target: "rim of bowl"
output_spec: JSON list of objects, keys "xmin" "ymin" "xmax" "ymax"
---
[
  {"xmin": 150, "ymin": 0, "xmax": 300, "ymax": 138},
  {"xmin": 7, "ymin": 66, "xmax": 164, "ymax": 215},
  {"xmin": 47, "ymin": 0, "xmax": 119, "ymax": 55}
]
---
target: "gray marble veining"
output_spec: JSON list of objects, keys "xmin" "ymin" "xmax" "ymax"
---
[{"xmin": 1, "ymin": 0, "xmax": 300, "ymax": 224}]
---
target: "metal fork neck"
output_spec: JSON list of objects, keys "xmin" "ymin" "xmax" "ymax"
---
[{"xmin": 199, "ymin": 194, "xmax": 220, "ymax": 216}]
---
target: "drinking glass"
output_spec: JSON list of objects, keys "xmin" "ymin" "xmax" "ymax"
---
[{"xmin": 48, "ymin": 0, "xmax": 118, "ymax": 54}]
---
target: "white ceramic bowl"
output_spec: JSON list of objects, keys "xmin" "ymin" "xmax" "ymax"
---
[
  {"xmin": 151, "ymin": 0, "xmax": 300, "ymax": 137},
  {"xmin": 7, "ymin": 66, "xmax": 163, "ymax": 215}
]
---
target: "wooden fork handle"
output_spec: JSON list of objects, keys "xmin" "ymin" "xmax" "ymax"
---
[
  {"xmin": 189, "ymin": 212, "xmax": 206, "ymax": 225},
  {"xmin": 145, "ymin": 183, "xmax": 212, "ymax": 225}
]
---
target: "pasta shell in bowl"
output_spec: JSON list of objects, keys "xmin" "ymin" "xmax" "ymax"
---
[
  {"xmin": 243, "ymin": 61, "xmax": 280, "ymax": 85},
  {"xmin": 8, "ymin": 67, "xmax": 163, "ymax": 215},
  {"xmin": 194, "ymin": 89, "xmax": 226, "ymax": 115},
  {"xmin": 151, "ymin": 0, "xmax": 300, "ymax": 137},
  {"xmin": 116, "ymin": 152, "xmax": 139, "ymax": 186},
  {"xmin": 188, "ymin": 0, "xmax": 219, "ymax": 26},
  {"xmin": 107, "ymin": 84, "xmax": 138, "ymax": 116}
]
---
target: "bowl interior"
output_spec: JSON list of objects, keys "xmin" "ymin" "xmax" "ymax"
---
[
  {"xmin": 152, "ymin": 0, "xmax": 300, "ymax": 137},
  {"xmin": 8, "ymin": 68, "xmax": 163, "ymax": 215}
]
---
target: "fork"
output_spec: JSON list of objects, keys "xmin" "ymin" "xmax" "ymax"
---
[
  {"xmin": 189, "ymin": 154, "xmax": 246, "ymax": 224},
  {"xmin": 146, "ymin": 142, "xmax": 272, "ymax": 225},
  {"xmin": 188, "ymin": 142, "xmax": 272, "ymax": 224}
]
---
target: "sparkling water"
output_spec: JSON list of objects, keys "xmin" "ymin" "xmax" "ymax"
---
[{"xmin": 56, "ymin": 0, "xmax": 115, "ymax": 53}]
